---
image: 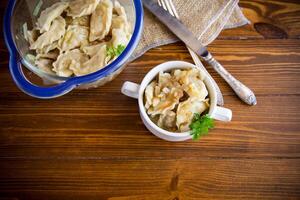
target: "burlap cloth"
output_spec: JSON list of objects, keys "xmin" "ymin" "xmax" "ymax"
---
[{"xmin": 130, "ymin": 0, "xmax": 250, "ymax": 105}]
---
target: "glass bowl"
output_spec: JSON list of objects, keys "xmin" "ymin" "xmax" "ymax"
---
[{"xmin": 4, "ymin": 0, "xmax": 143, "ymax": 98}]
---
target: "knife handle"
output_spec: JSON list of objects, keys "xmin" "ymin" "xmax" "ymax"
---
[{"xmin": 202, "ymin": 52, "xmax": 257, "ymax": 106}]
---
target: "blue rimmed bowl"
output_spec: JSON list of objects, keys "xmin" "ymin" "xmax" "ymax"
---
[{"xmin": 4, "ymin": 0, "xmax": 143, "ymax": 98}]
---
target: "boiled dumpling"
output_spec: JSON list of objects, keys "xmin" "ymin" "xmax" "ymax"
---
[
  {"xmin": 36, "ymin": 50, "xmax": 59, "ymax": 60},
  {"xmin": 157, "ymin": 110, "xmax": 176, "ymax": 131},
  {"xmin": 53, "ymin": 49, "xmax": 89, "ymax": 77},
  {"xmin": 30, "ymin": 16, "xmax": 66, "ymax": 50},
  {"xmin": 67, "ymin": 0, "xmax": 100, "ymax": 18},
  {"xmin": 174, "ymin": 68, "xmax": 205, "ymax": 86},
  {"xmin": 111, "ymin": 28, "xmax": 129, "ymax": 47},
  {"xmin": 111, "ymin": 16, "xmax": 127, "ymax": 32},
  {"xmin": 184, "ymin": 80, "xmax": 208, "ymax": 101},
  {"xmin": 147, "ymin": 87, "xmax": 183, "ymax": 116},
  {"xmin": 25, "ymin": 28, "xmax": 39, "ymax": 46},
  {"xmin": 36, "ymin": 41, "xmax": 58, "ymax": 54},
  {"xmin": 110, "ymin": 2, "xmax": 130, "ymax": 47},
  {"xmin": 66, "ymin": 15, "xmax": 90, "ymax": 27},
  {"xmin": 89, "ymin": 0, "xmax": 113, "ymax": 42},
  {"xmin": 82, "ymin": 43, "xmax": 106, "ymax": 57},
  {"xmin": 35, "ymin": 58, "xmax": 55, "ymax": 75},
  {"xmin": 176, "ymin": 98, "xmax": 209, "ymax": 132},
  {"xmin": 37, "ymin": 2, "xmax": 69, "ymax": 33},
  {"xmin": 71, "ymin": 44, "xmax": 108, "ymax": 76},
  {"xmin": 112, "ymin": 1, "xmax": 130, "ymax": 34},
  {"xmin": 58, "ymin": 25, "xmax": 89, "ymax": 52},
  {"xmin": 144, "ymin": 81, "xmax": 156, "ymax": 109}
]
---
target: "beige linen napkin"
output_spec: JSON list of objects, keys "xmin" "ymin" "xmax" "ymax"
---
[
  {"xmin": 130, "ymin": 0, "xmax": 249, "ymax": 105},
  {"xmin": 132, "ymin": 0, "xmax": 249, "ymax": 59}
]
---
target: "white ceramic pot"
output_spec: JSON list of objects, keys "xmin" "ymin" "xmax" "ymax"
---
[{"xmin": 121, "ymin": 61, "xmax": 232, "ymax": 142}]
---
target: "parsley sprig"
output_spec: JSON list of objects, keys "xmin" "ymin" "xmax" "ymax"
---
[
  {"xmin": 107, "ymin": 44, "xmax": 126, "ymax": 58},
  {"xmin": 189, "ymin": 114, "xmax": 214, "ymax": 140}
]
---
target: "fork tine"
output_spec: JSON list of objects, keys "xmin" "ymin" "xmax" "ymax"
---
[
  {"xmin": 159, "ymin": 0, "xmax": 174, "ymax": 16},
  {"xmin": 165, "ymin": 0, "xmax": 179, "ymax": 18},
  {"xmin": 161, "ymin": 0, "xmax": 174, "ymax": 16},
  {"xmin": 160, "ymin": 0, "xmax": 168, "ymax": 11},
  {"xmin": 157, "ymin": 0, "xmax": 162, "ymax": 7}
]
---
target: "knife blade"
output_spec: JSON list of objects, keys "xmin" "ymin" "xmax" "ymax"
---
[{"xmin": 142, "ymin": 0, "xmax": 208, "ymax": 57}]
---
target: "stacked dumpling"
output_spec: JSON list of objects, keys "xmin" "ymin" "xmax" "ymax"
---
[
  {"xmin": 25, "ymin": 0, "xmax": 132, "ymax": 77},
  {"xmin": 144, "ymin": 68, "xmax": 210, "ymax": 132}
]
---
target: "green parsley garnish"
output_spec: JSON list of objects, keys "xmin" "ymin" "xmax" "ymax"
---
[
  {"xmin": 189, "ymin": 114, "xmax": 214, "ymax": 140},
  {"xmin": 107, "ymin": 44, "xmax": 126, "ymax": 58}
]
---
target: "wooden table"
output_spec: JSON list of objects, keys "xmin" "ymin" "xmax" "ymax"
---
[{"xmin": 0, "ymin": 1, "xmax": 300, "ymax": 199}]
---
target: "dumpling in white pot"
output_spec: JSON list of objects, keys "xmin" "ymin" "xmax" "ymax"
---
[
  {"xmin": 176, "ymin": 98, "xmax": 209, "ymax": 132},
  {"xmin": 71, "ymin": 44, "xmax": 108, "ymax": 76},
  {"xmin": 37, "ymin": 2, "xmax": 69, "ymax": 33},
  {"xmin": 144, "ymin": 81, "xmax": 156, "ymax": 109},
  {"xmin": 30, "ymin": 16, "xmax": 66, "ymax": 51},
  {"xmin": 53, "ymin": 49, "xmax": 89, "ymax": 77},
  {"xmin": 82, "ymin": 43, "xmax": 106, "ymax": 57},
  {"xmin": 157, "ymin": 110, "xmax": 176, "ymax": 131},
  {"xmin": 67, "ymin": 0, "xmax": 100, "ymax": 18},
  {"xmin": 184, "ymin": 80, "xmax": 208, "ymax": 101},
  {"xmin": 89, "ymin": 0, "xmax": 113, "ymax": 42},
  {"xmin": 58, "ymin": 25, "xmax": 89, "ymax": 52},
  {"xmin": 147, "ymin": 87, "xmax": 183, "ymax": 117}
]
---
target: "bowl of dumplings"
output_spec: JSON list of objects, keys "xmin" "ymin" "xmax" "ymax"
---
[
  {"xmin": 4, "ymin": 0, "xmax": 143, "ymax": 98},
  {"xmin": 122, "ymin": 61, "xmax": 232, "ymax": 142}
]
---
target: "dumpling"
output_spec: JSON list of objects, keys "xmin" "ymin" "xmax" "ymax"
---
[
  {"xmin": 37, "ymin": 2, "xmax": 69, "ymax": 33},
  {"xmin": 36, "ymin": 41, "xmax": 58, "ymax": 54},
  {"xmin": 35, "ymin": 58, "xmax": 55, "ymax": 75},
  {"xmin": 67, "ymin": 0, "xmax": 100, "ymax": 18},
  {"xmin": 71, "ymin": 44, "xmax": 108, "ymax": 76},
  {"xmin": 36, "ymin": 50, "xmax": 59, "ymax": 60},
  {"xmin": 112, "ymin": 1, "xmax": 130, "ymax": 31},
  {"xmin": 53, "ymin": 49, "xmax": 89, "ymax": 77},
  {"xmin": 58, "ymin": 25, "xmax": 89, "ymax": 52},
  {"xmin": 82, "ymin": 43, "xmax": 106, "ymax": 57},
  {"xmin": 184, "ymin": 80, "xmax": 208, "ymax": 101},
  {"xmin": 174, "ymin": 68, "xmax": 206, "ymax": 86},
  {"xmin": 144, "ymin": 81, "xmax": 156, "ymax": 109},
  {"xmin": 25, "ymin": 28, "xmax": 39, "ymax": 46},
  {"xmin": 114, "ymin": 1, "xmax": 126, "ymax": 16},
  {"xmin": 111, "ymin": 28, "xmax": 129, "ymax": 47},
  {"xmin": 89, "ymin": 0, "xmax": 113, "ymax": 42},
  {"xmin": 66, "ymin": 15, "xmax": 90, "ymax": 27},
  {"xmin": 176, "ymin": 98, "xmax": 209, "ymax": 132},
  {"xmin": 157, "ymin": 110, "xmax": 176, "ymax": 131},
  {"xmin": 173, "ymin": 68, "xmax": 208, "ymax": 100},
  {"xmin": 147, "ymin": 87, "xmax": 183, "ymax": 116},
  {"xmin": 30, "ymin": 16, "xmax": 66, "ymax": 50}
]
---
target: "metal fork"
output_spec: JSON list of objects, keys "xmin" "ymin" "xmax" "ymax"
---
[
  {"xmin": 158, "ymin": 0, "xmax": 257, "ymax": 106},
  {"xmin": 158, "ymin": 0, "xmax": 224, "ymax": 106}
]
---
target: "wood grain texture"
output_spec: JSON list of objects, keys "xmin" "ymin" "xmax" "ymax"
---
[
  {"xmin": 220, "ymin": 0, "xmax": 300, "ymax": 39},
  {"xmin": 0, "ymin": 0, "xmax": 300, "ymax": 200}
]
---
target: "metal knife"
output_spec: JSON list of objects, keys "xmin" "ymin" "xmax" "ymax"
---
[{"xmin": 142, "ymin": 0, "xmax": 257, "ymax": 106}]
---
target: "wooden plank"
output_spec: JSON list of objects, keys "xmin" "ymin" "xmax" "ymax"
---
[
  {"xmin": 220, "ymin": 0, "xmax": 300, "ymax": 39},
  {"xmin": 0, "ymin": 95, "xmax": 299, "ymax": 159},
  {"xmin": 0, "ymin": 159, "xmax": 299, "ymax": 199}
]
